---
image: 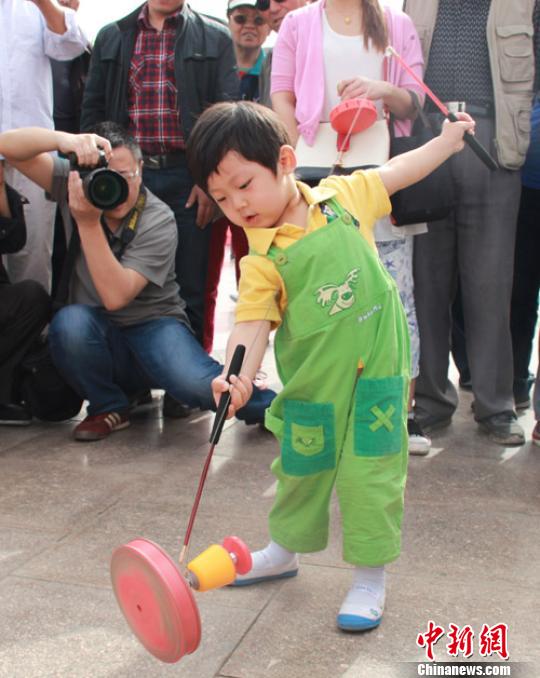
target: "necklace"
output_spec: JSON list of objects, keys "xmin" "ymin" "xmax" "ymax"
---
[{"xmin": 328, "ymin": 1, "xmax": 356, "ymax": 25}]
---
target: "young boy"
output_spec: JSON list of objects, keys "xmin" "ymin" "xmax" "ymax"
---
[{"xmin": 186, "ymin": 101, "xmax": 474, "ymax": 632}]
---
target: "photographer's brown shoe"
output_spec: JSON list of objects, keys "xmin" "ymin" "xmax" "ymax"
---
[{"xmin": 74, "ymin": 411, "xmax": 130, "ymax": 441}]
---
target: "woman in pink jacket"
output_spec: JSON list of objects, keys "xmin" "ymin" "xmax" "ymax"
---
[{"xmin": 271, "ymin": 0, "xmax": 431, "ymax": 455}]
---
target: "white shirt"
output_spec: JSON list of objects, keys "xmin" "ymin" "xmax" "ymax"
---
[
  {"xmin": 322, "ymin": 11, "xmax": 384, "ymax": 121},
  {"xmin": 0, "ymin": 0, "xmax": 88, "ymax": 136}
]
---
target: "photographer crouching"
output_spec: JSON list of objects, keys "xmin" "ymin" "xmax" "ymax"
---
[
  {"xmin": 0, "ymin": 162, "xmax": 51, "ymax": 425},
  {"xmin": 0, "ymin": 123, "xmax": 274, "ymax": 441}
]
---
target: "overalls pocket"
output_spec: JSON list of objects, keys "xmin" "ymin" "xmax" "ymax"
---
[
  {"xmin": 282, "ymin": 400, "xmax": 336, "ymax": 476},
  {"xmin": 354, "ymin": 376, "xmax": 405, "ymax": 456}
]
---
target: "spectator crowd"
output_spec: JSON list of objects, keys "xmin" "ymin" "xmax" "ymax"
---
[{"xmin": 1, "ymin": 0, "xmax": 539, "ymax": 454}]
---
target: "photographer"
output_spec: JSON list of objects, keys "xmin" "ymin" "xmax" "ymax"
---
[
  {"xmin": 0, "ymin": 124, "xmax": 274, "ymax": 441},
  {"xmin": 0, "ymin": 162, "xmax": 51, "ymax": 426}
]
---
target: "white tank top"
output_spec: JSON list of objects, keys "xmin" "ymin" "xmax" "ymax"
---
[{"xmin": 321, "ymin": 11, "xmax": 384, "ymax": 121}]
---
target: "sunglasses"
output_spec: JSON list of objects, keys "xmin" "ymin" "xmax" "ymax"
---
[{"xmin": 232, "ymin": 14, "xmax": 266, "ymax": 26}]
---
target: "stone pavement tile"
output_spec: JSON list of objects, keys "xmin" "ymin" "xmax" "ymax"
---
[
  {"xmin": 115, "ymin": 443, "xmax": 279, "ymax": 514},
  {"xmin": 0, "ymin": 459, "xmax": 142, "ymax": 534},
  {"xmin": 0, "ymin": 410, "xmax": 213, "ymax": 474},
  {"xmin": 302, "ymin": 494, "xmax": 540, "ymax": 585},
  {"xmin": 0, "ymin": 576, "xmax": 259, "ymax": 678},
  {"xmin": 15, "ymin": 498, "xmax": 271, "ymax": 605},
  {"xmin": 404, "ymin": 448, "xmax": 540, "ymax": 514},
  {"xmin": 425, "ymin": 407, "xmax": 538, "ymax": 462},
  {"xmin": 0, "ymin": 421, "xmax": 72, "ymax": 454},
  {"xmin": 0, "ymin": 527, "xmax": 52, "ymax": 579},
  {"xmin": 220, "ymin": 564, "xmax": 539, "ymax": 678},
  {"xmin": 392, "ymin": 503, "xmax": 540, "ymax": 586}
]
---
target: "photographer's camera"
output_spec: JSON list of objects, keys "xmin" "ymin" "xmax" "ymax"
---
[{"xmin": 69, "ymin": 150, "xmax": 128, "ymax": 210}]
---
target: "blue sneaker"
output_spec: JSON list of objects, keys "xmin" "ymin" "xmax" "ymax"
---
[{"xmin": 337, "ymin": 584, "xmax": 384, "ymax": 632}]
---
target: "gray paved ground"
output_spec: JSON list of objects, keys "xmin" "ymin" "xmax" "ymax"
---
[{"xmin": 1, "ymin": 260, "xmax": 538, "ymax": 678}]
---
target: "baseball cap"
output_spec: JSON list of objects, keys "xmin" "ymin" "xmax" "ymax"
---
[{"xmin": 227, "ymin": 0, "xmax": 259, "ymax": 13}]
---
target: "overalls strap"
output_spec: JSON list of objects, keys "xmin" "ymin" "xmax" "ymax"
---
[{"xmin": 266, "ymin": 198, "xmax": 360, "ymax": 264}]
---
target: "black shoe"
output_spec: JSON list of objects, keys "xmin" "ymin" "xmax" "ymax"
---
[
  {"xmin": 0, "ymin": 403, "xmax": 32, "ymax": 426},
  {"xmin": 513, "ymin": 374, "xmax": 534, "ymax": 411},
  {"xmin": 417, "ymin": 415, "xmax": 452, "ymax": 434},
  {"xmin": 163, "ymin": 393, "xmax": 192, "ymax": 419},
  {"xmin": 407, "ymin": 417, "xmax": 431, "ymax": 455},
  {"xmin": 477, "ymin": 411, "xmax": 525, "ymax": 446},
  {"xmin": 513, "ymin": 384, "xmax": 532, "ymax": 411},
  {"xmin": 128, "ymin": 390, "xmax": 153, "ymax": 411}
]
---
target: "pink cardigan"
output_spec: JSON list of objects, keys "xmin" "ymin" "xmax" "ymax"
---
[{"xmin": 271, "ymin": 0, "xmax": 425, "ymax": 145}]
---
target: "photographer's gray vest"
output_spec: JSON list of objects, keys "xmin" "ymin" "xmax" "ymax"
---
[{"xmin": 404, "ymin": 0, "xmax": 535, "ymax": 169}]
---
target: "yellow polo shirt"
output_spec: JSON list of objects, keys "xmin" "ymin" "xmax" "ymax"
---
[{"xmin": 236, "ymin": 169, "xmax": 391, "ymax": 328}]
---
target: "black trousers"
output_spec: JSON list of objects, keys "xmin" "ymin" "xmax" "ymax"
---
[
  {"xmin": 510, "ymin": 186, "xmax": 540, "ymax": 396},
  {"xmin": 0, "ymin": 280, "xmax": 51, "ymax": 403},
  {"xmin": 414, "ymin": 117, "xmax": 521, "ymax": 422}
]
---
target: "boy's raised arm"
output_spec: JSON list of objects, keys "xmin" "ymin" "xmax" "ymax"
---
[{"xmin": 377, "ymin": 113, "xmax": 475, "ymax": 197}]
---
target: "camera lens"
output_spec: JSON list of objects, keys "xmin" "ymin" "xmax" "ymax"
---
[{"xmin": 83, "ymin": 169, "xmax": 129, "ymax": 210}]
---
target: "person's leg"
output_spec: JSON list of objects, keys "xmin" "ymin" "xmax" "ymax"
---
[
  {"xmin": 0, "ymin": 280, "xmax": 50, "ymax": 423},
  {"xmin": 122, "ymin": 317, "xmax": 274, "ymax": 422},
  {"xmin": 510, "ymin": 186, "xmax": 540, "ymax": 408},
  {"xmin": 143, "ymin": 162, "xmax": 211, "ymax": 345},
  {"xmin": 49, "ymin": 305, "xmax": 149, "ymax": 416},
  {"xmin": 336, "ymin": 377, "xmax": 408, "ymax": 631},
  {"xmin": 3, "ymin": 167, "xmax": 56, "ymax": 292},
  {"xmin": 378, "ymin": 237, "xmax": 430, "ymax": 454},
  {"xmin": 454, "ymin": 118, "xmax": 522, "ymax": 441},
  {"xmin": 413, "ymin": 215, "xmax": 459, "ymax": 429}
]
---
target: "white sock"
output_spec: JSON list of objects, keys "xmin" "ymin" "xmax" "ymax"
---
[
  {"xmin": 250, "ymin": 540, "xmax": 297, "ymax": 571},
  {"xmin": 339, "ymin": 566, "xmax": 386, "ymax": 620}
]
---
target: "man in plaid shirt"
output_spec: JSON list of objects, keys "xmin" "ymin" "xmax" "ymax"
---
[{"xmin": 81, "ymin": 0, "xmax": 239, "ymax": 342}]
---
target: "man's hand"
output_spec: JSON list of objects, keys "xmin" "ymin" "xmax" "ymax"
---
[
  {"xmin": 67, "ymin": 171, "xmax": 102, "ymax": 228},
  {"xmin": 211, "ymin": 374, "xmax": 253, "ymax": 419},
  {"xmin": 338, "ymin": 76, "xmax": 390, "ymax": 102},
  {"xmin": 58, "ymin": 133, "xmax": 113, "ymax": 167},
  {"xmin": 0, "ymin": 160, "xmax": 4, "ymax": 187},
  {"xmin": 186, "ymin": 185, "xmax": 216, "ymax": 228}
]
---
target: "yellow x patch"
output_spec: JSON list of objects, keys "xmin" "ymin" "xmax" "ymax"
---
[{"xmin": 369, "ymin": 405, "xmax": 396, "ymax": 432}]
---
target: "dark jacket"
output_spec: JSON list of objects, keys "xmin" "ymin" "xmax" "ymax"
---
[{"xmin": 80, "ymin": 4, "xmax": 240, "ymax": 139}]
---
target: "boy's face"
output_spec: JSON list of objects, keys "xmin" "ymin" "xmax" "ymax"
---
[{"xmin": 207, "ymin": 148, "xmax": 296, "ymax": 229}]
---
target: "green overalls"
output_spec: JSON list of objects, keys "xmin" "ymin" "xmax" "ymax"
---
[{"xmin": 262, "ymin": 198, "xmax": 410, "ymax": 567}]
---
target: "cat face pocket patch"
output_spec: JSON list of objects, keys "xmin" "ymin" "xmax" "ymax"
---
[{"xmin": 282, "ymin": 400, "xmax": 336, "ymax": 476}]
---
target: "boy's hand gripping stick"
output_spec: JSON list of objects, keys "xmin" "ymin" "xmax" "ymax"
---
[
  {"xmin": 110, "ymin": 345, "xmax": 252, "ymax": 664},
  {"xmin": 385, "ymin": 46, "xmax": 499, "ymax": 171}
]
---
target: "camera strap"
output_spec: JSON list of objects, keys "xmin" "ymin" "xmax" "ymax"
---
[
  {"xmin": 100, "ymin": 188, "xmax": 147, "ymax": 261},
  {"xmin": 53, "ymin": 189, "xmax": 147, "ymax": 312}
]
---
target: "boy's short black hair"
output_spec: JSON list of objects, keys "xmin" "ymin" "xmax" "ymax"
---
[
  {"xmin": 92, "ymin": 121, "xmax": 142, "ymax": 162},
  {"xmin": 186, "ymin": 101, "xmax": 291, "ymax": 192}
]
